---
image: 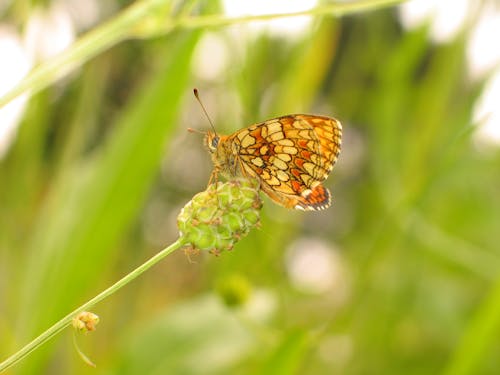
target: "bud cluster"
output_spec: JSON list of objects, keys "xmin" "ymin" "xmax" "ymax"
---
[{"xmin": 177, "ymin": 179, "xmax": 262, "ymax": 255}]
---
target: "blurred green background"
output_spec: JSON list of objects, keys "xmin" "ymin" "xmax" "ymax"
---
[{"xmin": 1, "ymin": 0, "xmax": 500, "ymax": 374}]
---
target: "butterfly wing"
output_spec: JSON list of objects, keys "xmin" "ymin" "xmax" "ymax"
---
[{"xmin": 232, "ymin": 114, "xmax": 342, "ymax": 210}]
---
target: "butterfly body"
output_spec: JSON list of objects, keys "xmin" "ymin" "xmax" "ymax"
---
[{"xmin": 205, "ymin": 114, "xmax": 342, "ymax": 210}]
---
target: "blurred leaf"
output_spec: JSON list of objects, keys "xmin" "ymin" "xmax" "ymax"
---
[
  {"xmin": 106, "ymin": 295, "xmax": 257, "ymax": 375},
  {"xmin": 14, "ymin": 31, "xmax": 200, "ymax": 374},
  {"xmin": 258, "ymin": 330, "xmax": 310, "ymax": 375},
  {"xmin": 443, "ymin": 278, "xmax": 500, "ymax": 375}
]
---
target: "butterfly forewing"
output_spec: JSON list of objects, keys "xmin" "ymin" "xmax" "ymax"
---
[{"xmin": 219, "ymin": 114, "xmax": 342, "ymax": 210}]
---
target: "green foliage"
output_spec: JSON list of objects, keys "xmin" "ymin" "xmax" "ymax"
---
[{"xmin": 1, "ymin": 1, "xmax": 499, "ymax": 374}]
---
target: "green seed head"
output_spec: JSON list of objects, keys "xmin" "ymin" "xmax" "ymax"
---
[{"xmin": 177, "ymin": 179, "xmax": 262, "ymax": 255}]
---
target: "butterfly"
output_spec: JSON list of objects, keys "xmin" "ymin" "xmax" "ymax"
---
[{"xmin": 203, "ymin": 111, "xmax": 343, "ymax": 210}]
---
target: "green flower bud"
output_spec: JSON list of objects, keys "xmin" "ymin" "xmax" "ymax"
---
[
  {"xmin": 177, "ymin": 179, "xmax": 262, "ymax": 255},
  {"xmin": 216, "ymin": 274, "xmax": 252, "ymax": 308},
  {"xmin": 72, "ymin": 311, "xmax": 99, "ymax": 333}
]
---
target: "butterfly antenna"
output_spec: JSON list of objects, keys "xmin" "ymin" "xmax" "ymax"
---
[{"xmin": 193, "ymin": 88, "xmax": 217, "ymax": 135}]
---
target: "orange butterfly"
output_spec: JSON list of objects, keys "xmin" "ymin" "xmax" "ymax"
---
[{"xmin": 195, "ymin": 91, "xmax": 342, "ymax": 210}]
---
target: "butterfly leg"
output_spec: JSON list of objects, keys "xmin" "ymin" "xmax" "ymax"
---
[
  {"xmin": 207, "ymin": 169, "xmax": 219, "ymax": 189},
  {"xmin": 206, "ymin": 168, "xmax": 225, "ymax": 208}
]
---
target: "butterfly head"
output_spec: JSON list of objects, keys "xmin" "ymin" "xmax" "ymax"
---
[{"xmin": 205, "ymin": 131, "xmax": 220, "ymax": 153}]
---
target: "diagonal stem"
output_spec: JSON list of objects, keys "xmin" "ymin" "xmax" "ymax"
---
[{"xmin": 0, "ymin": 238, "xmax": 185, "ymax": 373}]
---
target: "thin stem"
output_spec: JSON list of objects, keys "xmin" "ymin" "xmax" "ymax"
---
[
  {"xmin": 174, "ymin": 0, "xmax": 406, "ymax": 29},
  {"xmin": 0, "ymin": 0, "xmax": 406, "ymax": 110},
  {"xmin": 0, "ymin": 238, "xmax": 185, "ymax": 372}
]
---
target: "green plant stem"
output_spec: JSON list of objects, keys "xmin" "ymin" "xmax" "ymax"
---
[
  {"xmin": 0, "ymin": 0, "xmax": 405, "ymax": 110},
  {"xmin": 0, "ymin": 0, "xmax": 173, "ymax": 110},
  {"xmin": 0, "ymin": 238, "xmax": 185, "ymax": 373},
  {"xmin": 175, "ymin": 0, "xmax": 405, "ymax": 29}
]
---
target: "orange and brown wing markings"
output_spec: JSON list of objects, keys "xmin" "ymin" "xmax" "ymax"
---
[
  {"xmin": 235, "ymin": 119, "xmax": 298, "ymax": 196},
  {"xmin": 294, "ymin": 184, "xmax": 331, "ymax": 210},
  {"xmin": 219, "ymin": 114, "xmax": 341, "ymax": 210},
  {"xmin": 280, "ymin": 115, "xmax": 341, "ymax": 184}
]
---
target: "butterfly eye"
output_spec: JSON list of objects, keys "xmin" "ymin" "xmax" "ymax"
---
[{"xmin": 211, "ymin": 136, "xmax": 219, "ymax": 149}]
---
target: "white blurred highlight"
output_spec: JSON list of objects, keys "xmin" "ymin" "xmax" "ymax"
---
[
  {"xmin": 24, "ymin": 2, "xmax": 75, "ymax": 62},
  {"xmin": 469, "ymin": 5, "xmax": 500, "ymax": 147},
  {"xmin": 467, "ymin": 6, "xmax": 500, "ymax": 79},
  {"xmin": 242, "ymin": 290, "xmax": 278, "ymax": 321},
  {"xmin": 400, "ymin": 1, "xmax": 500, "ymax": 148},
  {"xmin": 473, "ymin": 69, "xmax": 500, "ymax": 148},
  {"xmin": 285, "ymin": 237, "xmax": 344, "ymax": 294},
  {"xmin": 399, "ymin": 0, "xmax": 471, "ymax": 43},
  {"xmin": 0, "ymin": 28, "xmax": 31, "ymax": 158},
  {"xmin": 193, "ymin": 34, "xmax": 231, "ymax": 81},
  {"xmin": 64, "ymin": 0, "xmax": 101, "ymax": 30},
  {"xmin": 222, "ymin": 0, "xmax": 317, "ymax": 37}
]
